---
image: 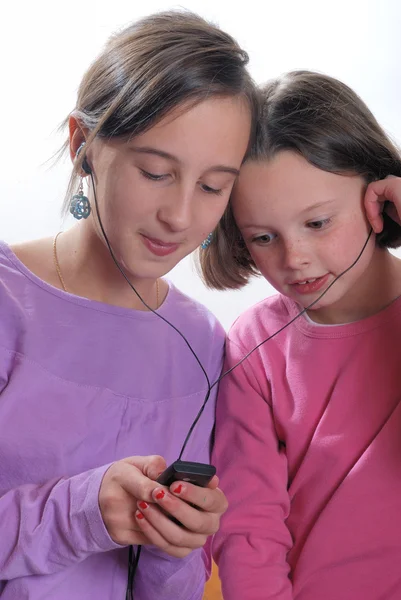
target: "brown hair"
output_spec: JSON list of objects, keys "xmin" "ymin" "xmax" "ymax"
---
[
  {"xmin": 200, "ymin": 70, "xmax": 401, "ymax": 290},
  {"xmin": 61, "ymin": 10, "xmax": 258, "ymax": 211}
]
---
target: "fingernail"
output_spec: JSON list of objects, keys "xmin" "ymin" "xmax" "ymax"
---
[
  {"xmin": 155, "ymin": 489, "xmax": 165, "ymax": 500},
  {"xmin": 138, "ymin": 501, "xmax": 148, "ymax": 510},
  {"xmin": 172, "ymin": 484, "xmax": 183, "ymax": 494},
  {"xmin": 136, "ymin": 511, "xmax": 145, "ymax": 520}
]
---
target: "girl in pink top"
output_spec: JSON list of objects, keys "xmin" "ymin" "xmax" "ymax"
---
[{"xmin": 200, "ymin": 71, "xmax": 401, "ymax": 599}]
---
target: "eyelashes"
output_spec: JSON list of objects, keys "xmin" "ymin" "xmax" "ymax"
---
[
  {"xmin": 139, "ymin": 170, "xmax": 223, "ymax": 195},
  {"xmin": 307, "ymin": 218, "xmax": 331, "ymax": 230},
  {"xmin": 252, "ymin": 232, "xmax": 276, "ymax": 245},
  {"xmin": 140, "ymin": 169, "xmax": 166, "ymax": 182},
  {"xmin": 250, "ymin": 218, "xmax": 333, "ymax": 246}
]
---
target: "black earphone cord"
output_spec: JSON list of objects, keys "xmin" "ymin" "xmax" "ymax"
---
[
  {"xmin": 88, "ymin": 169, "xmax": 372, "ymax": 598},
  {"xmin": 88, "ymin": 168, "xmax": 373, "ymax": 460},
  {"xmin": 90, "ymin": 165, "xmax": 373, "ymax": 457}
]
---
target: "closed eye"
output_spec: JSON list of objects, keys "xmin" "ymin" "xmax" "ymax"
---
[
  {"xmin": 200, "ymin": 183, "xmax": 223, "ymax": 196},
  {"xmin": 141, "ymin": 170, "xmax": 224, "ymax": 195},
  {"xmin": 140, "ymin": 169, "xmax": 168, "ymax": 181}
]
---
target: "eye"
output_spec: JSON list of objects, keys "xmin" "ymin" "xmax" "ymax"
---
[
  {"xmin": 252, "ymin": 232, "xmax": 277, "ymax": 245},
  {"xmin": 140, "ymin": 169, "xmax": 167, "ymax": 181},
  {"xmin": 307, "ymin": 218, "xmax": 331, "ymax": 230},
  {"xmin": 200, "ymin": 183, "xmax": 223, "ymax": 196}
]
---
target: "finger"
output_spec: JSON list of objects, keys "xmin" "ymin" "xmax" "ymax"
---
[
  {"xmin": 364, "ymin": 182, "xmax": 386, "ymax": 233},
  {"xmin": 109, "ymin": 525, "xmax": 150, "ymax": 547},
  {"xmin": 385, "ymin": 202, "xmax": 400, "ymax": 223},
  {"xmin": 134, "ymin": 505, "xmax": 196, "ymax": 557},
  {"xmin": 364, "ymin": 177, "xmax": 401, "ymax": 233},
  {"xmin": 170, "ymin": 481, "xmax": 228, "ymax": 516},
  {"xmin": 151, "ymin": 487, "xmax": 218, "ymax": 535},
  {"xmin": 123, "ymin": 455, "xmax": 167, "ymax": 481},
  {"xmin": 114, "ymin": 462, "xmax": 166, "ymax": 502},
  {"xmin": 206, "ymin": 475, "xmax": 219, "ymax": 490}
]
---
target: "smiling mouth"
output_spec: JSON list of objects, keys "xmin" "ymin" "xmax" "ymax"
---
[
  {"xmin": 289, "ymin": 273, "xmax": 330, "ymax": 295},
  {"xmin": 140, "ymin": 234, "xmax": 181, "ymax": 257},
  {"xmin": 144, "ymin": 235, "xmax": 180, "ymax": 247},
  {"xmin": 295, "ymin": 278, "xmax": 318, "ymax": 285}
]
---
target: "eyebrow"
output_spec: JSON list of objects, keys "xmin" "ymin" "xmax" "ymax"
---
[
  {"xmin": 300, "ymin": 198, "xmax": 338, "ymax": 214},
  {"xmin": 131, "ymin": 146, "xmax": 240, "ymax": 176}
]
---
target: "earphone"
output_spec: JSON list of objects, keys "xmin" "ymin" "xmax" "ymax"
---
[
  {"xmin": 75, "ymin": 143, "xmax": 374, "ymax": 599},
  {"xmin": 76, "ymin": 142, "xmax": 92, "ymax": 175}
]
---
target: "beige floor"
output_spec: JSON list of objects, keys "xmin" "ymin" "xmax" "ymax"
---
[{"xmin": 203, "ymin": 562, "xmax": 222, "ymax": 600}]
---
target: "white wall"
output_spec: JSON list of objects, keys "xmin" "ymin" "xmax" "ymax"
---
[{"xmin": 1, "ymin": 0, "xmax": 400, "ymax": 330}]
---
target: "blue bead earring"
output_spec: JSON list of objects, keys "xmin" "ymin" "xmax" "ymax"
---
[
  {"xmin": 70, "ymin": 143, "xmax": 91, "ymax": 220},
  {"xmin": 201, "ymin": 233, "xmax": 213, "ymax": 249}
]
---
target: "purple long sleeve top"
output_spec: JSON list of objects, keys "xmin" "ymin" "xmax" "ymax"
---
[{"xmin": 0, "ymin": 241, "xmax": 224, "ymax": 600}]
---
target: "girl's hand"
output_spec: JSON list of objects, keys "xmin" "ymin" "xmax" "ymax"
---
[
  {"xmin": 364, "ymin": 175, "xmax": 401, "ymax": 233},
  {"xmin": 133, "ymin": 475, "xmax": 228, "ymax": 558},
  {"xmin": 99, "ymin": 455, "xmax": 166, "ymax": 547}
]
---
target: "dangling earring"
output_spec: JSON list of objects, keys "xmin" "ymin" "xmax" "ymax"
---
[
  {"xmin": 70, "ymin": 143, "xmax": 91, "ymax": 220},
  {"xmin": 70, "ymin": 176, "xmax": 91, "ymax": 220},
  {"xmin": 201, "ymin": 233, "xmax": 213, "ymax": 249}
]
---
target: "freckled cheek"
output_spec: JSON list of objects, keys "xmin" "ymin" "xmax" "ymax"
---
[{"xmin": 249, "ymin": 249, "xmax": 281, "ymax": 283}]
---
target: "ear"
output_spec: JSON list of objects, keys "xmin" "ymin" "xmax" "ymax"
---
[{"xmin": 68, "ymin": 113, "xmax": 89, "ymax": 163}]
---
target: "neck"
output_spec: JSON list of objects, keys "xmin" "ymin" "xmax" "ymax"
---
[
  {"xmin": 308, "ymin": 247, "xmax": 401, "ymax": 325},
  {"xmin": 56, "ymin": 223, "xmax": 160, "ymax": 311}
]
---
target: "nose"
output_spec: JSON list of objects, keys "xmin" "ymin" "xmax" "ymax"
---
[
  {"xmin": 281, "ymin": 237, "xmax": 310, "ymax": 270},
  {"xmin": 157, "ymin": 184, "xmax": 193, "ymax": 233}
]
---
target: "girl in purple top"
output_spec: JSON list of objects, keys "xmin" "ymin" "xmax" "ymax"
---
[{"xmin": 0, "ymin": 11, "xmax": 256, "ymax": 600}]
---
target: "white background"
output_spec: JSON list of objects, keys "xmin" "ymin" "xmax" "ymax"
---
[{"xmin": 1, "ymin": 0, "xmax": 400, "ymax": 329}]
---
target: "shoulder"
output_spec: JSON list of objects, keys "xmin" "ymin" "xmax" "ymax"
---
[
  {"xmin": 0, "ymin": 238, "xmax": 60, "ymax": 339},
  {"xmin": 0, "ymin": 241, "xmax": 30, "ymax": 345},
  {"xmin": 165, "ymin": 283, "xmax": 225, "ymax": 345},
  {"xmin": 9, "ymin": 237, "xmax": 58, "ymax": 286},
  {"xmin": 227, "ymin": 292, "xmax": 292, "ymax": 350}
]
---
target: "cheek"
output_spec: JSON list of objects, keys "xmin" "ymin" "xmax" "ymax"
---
[
  {"xmin": 331, "ymin": 219, "xmax": 371, "ymax": 261},
  {"xmin": 248, "ymin": 247, "xmax": 279, "ymax": 281},
  {"xmin": 111, "ymin": 178, "xmax": 159, "ymax": 222},
  {"xmin": 351, "ymin": 232, "xmax": 376, "ymax": 273},
  {"xmin": 198, "ymin": 198, "xmax": 230, "ymax": 234}
]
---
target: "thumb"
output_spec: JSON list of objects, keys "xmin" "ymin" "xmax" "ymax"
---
[
  {"xmin": 364, "ymin": 180, "xmax": 386, "ymax": 233},
  {"xmin": 364, "ymin": 175, "xmax": 400, "ymax": 233},
  {"xmin": 207, "ymin": 475, "xmax": 220, "ymax": 490},
  {"xmin": 123, "ymin": 455, "xmax": 167, "ymax": 481}
]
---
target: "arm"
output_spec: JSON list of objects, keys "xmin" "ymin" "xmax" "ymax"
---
[
  {"xmin": 0, "ymin": 464, "xmax": 119, "ymax": 579},
  {"xmin": 0, "ymin": 447, "xmax": 228, "ymax": 581},
  {"xmin": 0, "ymin": 453, "xmax": 185, "ymax": 580},
  {"xmin": 212, "ymin": 339, "xmax": 293, "ymax": 600}
]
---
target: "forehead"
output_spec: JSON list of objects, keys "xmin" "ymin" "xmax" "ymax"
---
[
  {"xmin": 232, "ymin": 151, "xmax": 364, "ymax": 221},
  {"xmin": 132, "ymin": 96, "xmax": 252, "ymax": 162}
]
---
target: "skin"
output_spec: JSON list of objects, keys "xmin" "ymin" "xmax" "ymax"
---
[
  {"xmin": 12, "ymin": 95, "xmax": 252, "ymax": 556},
  {"xmin": 232, "ymin": 151, "xmax": 401, "ymax": 325}
]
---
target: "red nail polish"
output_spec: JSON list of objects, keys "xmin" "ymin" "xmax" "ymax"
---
[
  {"xmin": 155, "ymin": 490, "xmax": 165, "ymax": 500},
  {"xmin": 173, "ymin": 484, "xmax": 183, "ymax": 494},
  {"xmin": 136, "ymin": 511, "xmax": 145, "ymax": 520},
  {"xmin": 138, "ymin": 501, "xmax": 148, "ymax": 510}
]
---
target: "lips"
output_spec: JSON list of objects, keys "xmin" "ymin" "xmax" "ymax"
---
[
  {"xmin": 289, "ymin": 273, "xmax": 330, "ymax": 295},
  {"xmin": 140, "ymin": 234, "xmax": 181, "ymax": 257}
]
